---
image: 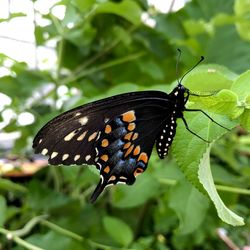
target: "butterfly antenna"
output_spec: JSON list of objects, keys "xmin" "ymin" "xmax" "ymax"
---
[
  {"xmin": 179, "ymin": 55, "xmax": 204, "ymax": 84},
  {"xmin": 176, "ymin": 48, "xmax": 182, "ymax": 85}
]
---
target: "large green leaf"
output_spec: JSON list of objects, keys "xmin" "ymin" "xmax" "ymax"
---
[
  {"xmin": 172, "ymin": 112, "xmax": 237, "ymax": 190},
  {"xmin": 169, "ymin": 178, "xmax": 209, "ymax": 234},
  {"xmin": 198, "ymin": 146, "xmax": 244, "ymax": 226}
]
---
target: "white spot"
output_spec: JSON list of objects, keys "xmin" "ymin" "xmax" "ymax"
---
[
  {"xmin": 173, "ymin": 111, "xmax": 176, "ymax": 114},
  {"xmin": 77, "ymin": 131, "xmax": 87, "ymax": 141},
  {"xmin": 95, "ymin": 131, "xmax": 101, "ymax": 141},
  {"xmin": 158, "ymin": 149, "xmax": 161, "ymax": 152},
  {"xmin": 95, "ymin": 147, "xmax": 99, "ymax": 156},
  {"xmin": 85, "ymin": 155, "xmax": 91, "ymax": 161},
  {"xmin": 175, "ymin": 104, "xmax": 177, "ymax": 107},
  {"xmin": 74, "ymin": 155, "xmax": 80, "ymax": 161},
  {"xmin": 164, "ymin": 148, "xmax": 168, "ymax": 151},
  {"xmin": 163, "ymin": 129, "xmax": 166, "ymax": 133},
  {"xmin": 75, "ymin": 112, "xmax": 81, "ymax": 116},
  {"xmin": 104, "ymin": 117, "xmax": 109, "ymax": 123},
  {"xmin": 166, "ymin": 125, "xmax": 168, "ymax": 127},
  {"xmin": 88, "ymin": 132, "xmax": 98, "ymax": 141},
  {"xmin": 62, "ymin": 154, "xmax": 69, "ymax": 161},
  {"xmin": 159, "ymin": 143, "xmax": 162, "ymax": 146},
  {"xmin": 79, "ymin": 116, "xmax": 88, "ymax": 125},
  {"xmin": 171, "ymin": 120, "xmax": 175, "ymax": 124},
  {"xmin": 171, "ymin": 126, "xmax": 173, "ymax": 129},
  {"xmin": 166, "ymin": 143, "xmax": 169, "ymax": 146},
  {"xmin": 160, "ymin": 136, "xmax": 164, "ymax": 139},
  {"xmin": 174, "ymin": 91, "xmax": 178, "ymax": 96},
  {"xmin": 95, "ymin": 157, "xmax": 99, "ymax": 162},
  {"xmin": 168, "ymin": 138, "xmax": 171, "ymax": 141},
  {"xmin": 41, "ymin": 148, "xmax": 48, "ymax": 155},
  {"xmin": 171, "ymin": 117, "xmax": 174, "ymax": 120},
  {"xmin": 163, "ymin": 152, "xmax": 167, "ymax": 156},
  {"xmin": 170, "ymin": 132, "xmax": 173, "ymax": 135},
  {"xmin": 64, "ymin": 131, "xmax": 76, "ymax": 141},
  {"xmin": 51, "ymin": 152, "xmax": 58, "ymax": 159},
  {"xmin": 39, "ymin": 139, "xmax": 43, "ymax": 144}
]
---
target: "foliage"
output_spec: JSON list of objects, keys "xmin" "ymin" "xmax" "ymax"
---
[{"xmin": 0, "ymin": 0, "xmax": 250, "ymax": 249}]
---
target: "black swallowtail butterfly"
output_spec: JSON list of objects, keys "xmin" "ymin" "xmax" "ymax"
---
[{"xmin": 33, "ymin": 55, "xmax": 228, "ymax": 202}]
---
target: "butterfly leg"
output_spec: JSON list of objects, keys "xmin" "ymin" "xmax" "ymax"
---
[
  {"xmin": 185, "ymin": 108, "xmax": 230, "ymax": 131},
  {"xmin": 181, "ymin": 116, "xmax": 210, "ymax": 143}
]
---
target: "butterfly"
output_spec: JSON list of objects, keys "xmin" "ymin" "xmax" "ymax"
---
[{"xmin": 33, "ymin": 55, "xmax": 228, "ymax": 202}]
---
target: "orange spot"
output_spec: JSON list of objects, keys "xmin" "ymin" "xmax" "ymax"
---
[
  {"xmin": 88, "ymin": 132, "xmax": 98, "ymax": 141},
  {"xmin": 138, "ymin": 152, "xmax": 148, "ymax": 164},
  {"xmin": 125, "ymin": 145, "xmax": 134, "ymax": 157},
  {"xmin": 123, "ymin": 142, "xmax": 131, "ymax": 149},
  {"xmin": 103, "ymin": 166, "xmax": 110, "ymax": 173},
  {"xmin": 101, "ymin": 139, "xmax": 109, "ymax": 147},
  {"xmin": 108, "ymin": 175, "xmax": 116, "ymax": 182},
  {"xmin": 124, "ymin": 132, "xmax": 133, "ymax": 141},
  {"xmin": 133, "ymin": 145, "xmax": 140, "ymax": 156},
  {"xmin": 105, "ymin": 125, "xmax": 112, "ymax": 134},
  {"xmin": 134, "ymin": 167, "xmax": 144, "ymax": 177},
  {"xmin": 100, "ymin": 154, "xmax": 108, "ymax": 162},
  {"xmin": 132, "ymin": 133, "xmax": 138, "ymax": 140},
  {"xmin": 127, "ymin": 123, "xmax": 135, "ymax": 131},
  {"xmin": 122, "ymin": 111, "xmax": 136, "ymax": 122}
]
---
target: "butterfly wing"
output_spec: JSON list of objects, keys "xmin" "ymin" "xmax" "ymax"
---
[{"xmin": 33, "ymin": 91, "xmax": 174, "ymax": 201}]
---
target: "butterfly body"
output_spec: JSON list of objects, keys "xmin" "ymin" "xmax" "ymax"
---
[{"xmin": 33, "ymin": 84, "xmax": 190, "ymax": 202}]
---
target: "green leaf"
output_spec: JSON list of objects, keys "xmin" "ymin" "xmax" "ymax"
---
[
  {"xmin": 169, "ymin": 179, "xmax": 209, "ymax": 235},
  {"xmin": 0, "ymin": 195, "xmax": 7, "ymax": 227},
  {"xmin": 198, "ymin": 146, "xmax": 244, "ymax": 226},
  {"xmin": 235, "ymin": 0, "xmax": 250, "ymax": 41},
  {"xmin": 189, "ymin": 89, "xmax": 244, "ymax": 119},
  {"xmin": 231, "ymin": 70, "xmax": 250, "ymax": 101},
  {"xmin": 95, "ymin": 0, "xmax": 142, "ymax": 25},
  {"xmin": 183, "ymin": 64, "xmax": 238, "ymax": 92},
  {"xmin": 73, "ymin": 0, "xmax": 95, "ymax": 12},
  {"xmin": 111, "ymin": 171, "xmax": 159, "ymax": 208},
  {"xmin": 0, "ymin": 178, "xmax": 27, "ymax": 193},
  {"xmin": 103, "ymin": 216, "xmax": 133, "ymax": 246},
  {"xmin": 172, "ymin": 112, "xmax": 237, "ymax": 190},
  {"xmin": 240, "ymin": 109, "xmax": 250, "ymax": 131}
]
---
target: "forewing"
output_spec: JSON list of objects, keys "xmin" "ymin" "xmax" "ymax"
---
[{"xmin": 33, "ymin": 91, "xmax": 169, "ymax": 166}]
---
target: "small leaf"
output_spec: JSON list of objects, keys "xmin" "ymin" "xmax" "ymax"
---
[
  {"xmin": 198, "ymin": 146, "xmax": 244, "ymax": 226},
  {"xmin": 240, "ymin": 109, "xmax": 250, "ymax": 132},
  {"xmin": 103, "ymin": 216, "xmax": 133, "ymax": 246},
  {"xmin": 189, "ymin": 89, "xmax": 244, "ymax": 119},
  {"xmin": 235, "ymin": 0, "xmax": 250, "ymax": 41},
  {"xmin": 169, "ymin": 179, "xmax": 209, "ymax": 235},
  {"xmin": 0, "ymin": 195, "xmax": 7, "ymax": 227},
  {"xmin": 231, "ymin": 70, "xmax": 250, "ymax": 101},
  {"xmin": 95, "ymin": 0, "xmax": 142, "ymax": 25}
]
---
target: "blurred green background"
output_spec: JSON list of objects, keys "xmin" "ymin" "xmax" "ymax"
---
[{"xmin": 0, "ymin": 0, "xmax": 250, "ymax": 249}]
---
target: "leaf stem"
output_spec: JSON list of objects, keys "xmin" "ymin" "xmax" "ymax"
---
[{"xmin": 158, "ymin": 178, "xmax": 250, "ymax": 195}]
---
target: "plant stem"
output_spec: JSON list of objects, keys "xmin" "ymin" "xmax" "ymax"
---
[
  {"xmin": 41, "ymin": 220, "xmax": 83, "ymax": 242},
  {"xmin": 0, "ymin": 215, "xmax": 48, "ymax": 250},
  {"xmin": 60, "ymin": 51, "xmax": 145, "ymax": 85}
]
